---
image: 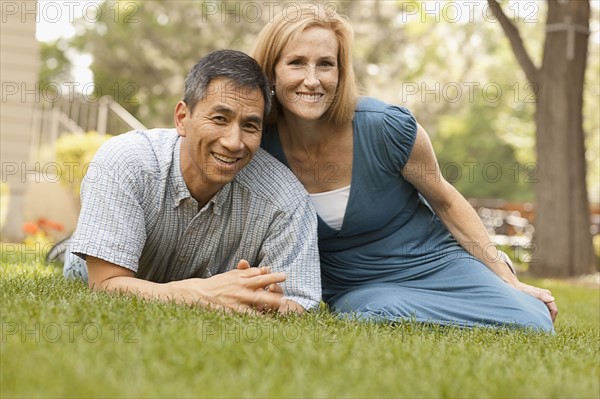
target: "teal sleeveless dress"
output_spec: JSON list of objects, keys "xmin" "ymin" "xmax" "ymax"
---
[{"xmin": 262, "ymin": 97, "xmax": 553, "ymax": 331}]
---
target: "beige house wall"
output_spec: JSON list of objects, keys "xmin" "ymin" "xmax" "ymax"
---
[{"xmin": 1, "ymin": 1, "xmax": 39, "ymax": 241}]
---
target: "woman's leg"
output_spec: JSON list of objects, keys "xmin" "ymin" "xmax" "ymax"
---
[{"xmin": 328, "ymin": 258, "xmax": 554, "ymax": 332}]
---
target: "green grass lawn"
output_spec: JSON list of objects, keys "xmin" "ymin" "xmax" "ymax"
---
[{"xmin": 1, "ymin": 260, "xmax": 598, "ymax": 399}]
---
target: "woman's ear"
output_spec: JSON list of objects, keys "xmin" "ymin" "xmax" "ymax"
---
[{"xmin": 174, "ymin": 101, "xmax": 189, "ymax": 137}]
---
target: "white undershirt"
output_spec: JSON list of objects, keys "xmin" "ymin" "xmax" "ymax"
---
[{"xmin": 308, "ymin": 185, "xmax": 351, "ymax": 230}]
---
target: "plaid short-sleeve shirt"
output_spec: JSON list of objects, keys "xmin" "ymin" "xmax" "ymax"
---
[{"xmin": 71, "ymin": 129, "xmax": 321, "ymax": 310}]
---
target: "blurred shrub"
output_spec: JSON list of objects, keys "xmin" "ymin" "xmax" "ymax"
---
[{"xmin": 55, "ymin": 132, "xmax": 112, "ymax": 197}]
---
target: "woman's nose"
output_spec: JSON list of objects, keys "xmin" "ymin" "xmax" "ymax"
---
[{"xmin": 303, "ymin": 66, "xmax": 319, "ymax": 89}]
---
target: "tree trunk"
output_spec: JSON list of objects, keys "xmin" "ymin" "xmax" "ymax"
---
[
  {"xmin": 531, "ymin": 0, "xmax": 595, "ymax": 277},
  {"xmin": 488, "ymin": 0, "xmax": 595, "ymax": 277}
]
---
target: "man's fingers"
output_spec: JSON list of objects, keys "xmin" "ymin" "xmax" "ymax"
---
[
  {"xmin": 205, "ymin": 268, "xmax": 286, "ymax": 314},
  {"xmin": 250, "ymin": 287, "xmax": 284, "ymax": 305},
  {"xmin": 238, "ymin": 266, "xmax": 272, "ymax": 278},
  {"xmin": 265, "ymin": 283, "xmax": 284, "ymax": 294},
  {"xmin": 236, "ymin": 260, "xmax": 270, "ymax": 274},
  {"xmin": 236, "ymin": 260, "xmax": 251, "ymax": 270},
  {"xmin": 236, "ymin": 267, "xmax": 286, "ymax": 285},
  {"xmin": 247, "ymin": 272, "xmax": 286, "ymax": 290}
]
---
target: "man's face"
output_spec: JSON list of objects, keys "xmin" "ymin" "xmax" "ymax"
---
[{"xmin": 175, "ymin": 77, "xmax": 265, "ymax": 195}]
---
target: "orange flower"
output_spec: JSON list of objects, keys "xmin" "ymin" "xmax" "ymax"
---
[
  {"xmin": 22, "ymin": 222, "xmax": 39, "ymax": 235},
  {"xmin": 37, "ymin": 218, "xmax": 64, "ymax": 231}
]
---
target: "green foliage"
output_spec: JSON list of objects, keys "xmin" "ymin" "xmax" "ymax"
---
[
  {"xmin": 54, "ymin": 132, "xmax": 112, "ymax": 196},
  {"xmin": 68, "ymin": 0, "xmax": 266, "ymax": 128},
  {"xmin": 435, "ymin": 102, "xmax": 535, "ymax": 201},
  {"xmin": 38, "ymin": 39, "xmax": 73, "ymax": 89},
  {"xmin": 38, "ymin": 0, "xmax": 599, "ymax": 201},
  {"xmin": 1, "ymin": 261, "xmax": 599, "ymax": 398}
]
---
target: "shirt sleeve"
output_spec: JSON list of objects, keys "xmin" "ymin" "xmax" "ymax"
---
[
  {"xmin": 71, "ymin": 136, "xmax": 147, "ymax": 272},
  {"xmin": 257, "ymin": 196, "xmax": 322, "ymax": 311},
  {"xmin": 380, "ymin": 104, "xmax": 418, "ymax": 173}
]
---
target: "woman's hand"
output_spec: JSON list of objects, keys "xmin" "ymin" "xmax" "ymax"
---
[{"xmin": 512, "ymin": 281, "xmax": 558, "ymax": 322}]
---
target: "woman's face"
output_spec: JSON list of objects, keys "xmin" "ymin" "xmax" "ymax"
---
[{"xmin": 274, "ymin": 26, "xmax": 339, "ymax": 122}]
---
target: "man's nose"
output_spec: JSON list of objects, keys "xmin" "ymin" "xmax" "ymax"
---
[{"xmin": 220, "ymin": 125, "xmax": 244, "ymax": 151}]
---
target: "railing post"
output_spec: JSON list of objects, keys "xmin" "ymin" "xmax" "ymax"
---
[{"xmin": 97, "ymin": 97, "xmax": 109, "ymax": 135}]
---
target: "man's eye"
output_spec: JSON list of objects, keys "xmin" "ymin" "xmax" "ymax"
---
[
  {"xmin": 242, "ymin": 123, "xmax": 260, "ymax": 132},
  {"xmin": 213, "ymin": 116, "xmax": 227, "ymax": 123}
]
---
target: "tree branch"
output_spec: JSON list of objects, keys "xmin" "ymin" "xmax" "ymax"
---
[{"xmin": 487, "ymin": 0, "xmax": 539, "ymax": 83}]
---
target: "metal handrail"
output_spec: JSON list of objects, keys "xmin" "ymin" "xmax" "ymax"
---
[{"xmin": 104, "ymin": 97, "xmax": 146, "ymax": 132}]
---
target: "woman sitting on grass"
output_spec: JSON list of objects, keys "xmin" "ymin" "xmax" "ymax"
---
[{"xmin": 253, "ymin": 4, "xmax": 556, "ymax": 331}]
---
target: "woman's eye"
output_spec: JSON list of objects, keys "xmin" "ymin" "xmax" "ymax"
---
[{"xmin": 289, "ymin": 59, "xmax": 303, "ymax": 66}]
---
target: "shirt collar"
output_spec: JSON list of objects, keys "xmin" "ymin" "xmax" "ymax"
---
[{"xmin": 170, "ymin": 137, "xmax": 191, "ymax": 208}]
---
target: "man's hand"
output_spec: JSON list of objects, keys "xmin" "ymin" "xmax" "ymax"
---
[
  {"xmin": 512, "ymin": 281, "xmax": 558, "ymax": 322},
  {"xmin": 236, "ymin": 260, "xmax": 306, "ymax": 314},
  {"xmin": 87, "ymin": 256, "xmax": 291, "ymax": 315},
  {"xmin": 169, "ymin": 263, "xmax": 287, "ymax": 314}
]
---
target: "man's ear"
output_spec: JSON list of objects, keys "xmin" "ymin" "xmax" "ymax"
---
[{"xmin": 174, "ymin": 101, "xmax": 189, "ymax": 137}]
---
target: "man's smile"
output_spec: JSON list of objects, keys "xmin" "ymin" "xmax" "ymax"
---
[{"xmin": 212, "ymin": 152, "xmax": 240, "ymax": 164}]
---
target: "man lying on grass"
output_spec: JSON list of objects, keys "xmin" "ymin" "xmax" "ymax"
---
[{"xmin": 63, "ymin": 50, "xmax": 321, "ymax": 314}]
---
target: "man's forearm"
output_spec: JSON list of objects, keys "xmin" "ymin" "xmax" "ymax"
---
[
  {"xmin": 91, "ymin": 275, "xmax": 185, "ymax": 303},
  {"xmin": 87, "ymin": 257, "xmax": 296, "ymax": 313}
]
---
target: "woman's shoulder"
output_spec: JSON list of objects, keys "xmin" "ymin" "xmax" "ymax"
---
[
  {"xmin": 355, "ymin": 97, "xmax": 414, "ymax": 120},
  {"xmin": 353, "ymin": 97, "xmax": 418, "ymax": 167},
  {"xmin": 355, "ymin": 96, "xmax": 388, "ymax": 112},
  {"xmin": 354, "ymin": 97, "xmax": 415, "ymax": 128}
]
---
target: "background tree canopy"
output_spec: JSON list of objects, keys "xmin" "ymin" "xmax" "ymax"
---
[{"xmin": 40, "ymin": 0, "xmax": 599, "ymax": 204}]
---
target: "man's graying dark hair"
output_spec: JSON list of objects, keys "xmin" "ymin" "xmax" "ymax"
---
[{"xmin": 183, "ymin": 50, "xmax": 272, "ymax": 117}]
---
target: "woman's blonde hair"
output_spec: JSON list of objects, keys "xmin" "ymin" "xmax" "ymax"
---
[{"xmin": 251, "ymin": 3, "xmax": 359, "ymax": 126}]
